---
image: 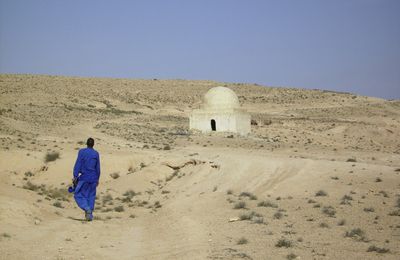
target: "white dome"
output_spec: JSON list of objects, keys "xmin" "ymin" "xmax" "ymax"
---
[{"xmin": 203, "ymin": 86, "xmax": 240, "ymax": 110}]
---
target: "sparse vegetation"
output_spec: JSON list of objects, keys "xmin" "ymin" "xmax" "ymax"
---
[
  {"xmin": 114, "ymin": 205, "xmax": 124, "ymax": 212},
  {"xmin": 102, "ymin": 194, "xmax": 113, "ymax": 205},
  {"xmin": 23, "ymin": 181, "xmax": 40, "ymax": 191},
  {"xmin": 341, "ymin": 194, "xmax": 353, "ymax": 205},
  {"xmin": 257, "ymin": 200, "xmax": 278, "ymax": 208},
  {"xmin": 110, "ymin": 172, "xmax": 120, "ymax": 179},
  {"xmin": 319, "ymin": 222, "xmax": 329, "ymax": 228},
  {"xmin": 286, "ymin": 253, "xmax": 297, "ymax": 260},
  {"xmin": 338, "ymin": 219, "xmax": 346, "ymax": 226},
  {"xmin": 363, "ymin": 207, "xmax": 375, "ymax": 213},
  {"xmin": 237, "ymin": 237, "xmax": 248, "ymax": 245},
  {"xmin": 123, "ymin": 190, "xmax": 139, "ymax": 199},
  {"xmin": 388, "ymin": 209, "xmax": 400, "ymax": 216},
  {"xmin": 153, "ymin": 201, "xmax": 162, "ymax": 208},
  {"xmin": 226, "ymin": 189, "xmax": 233, "ymax": 195},
  {"xmin": 239, "ymin": 211, "xmax": 264, "ymax": 224},
  {"xmin": 24, "ymin": 171, "xmax": 34, "ymax": 177},
  {"xmin": 315, "ymin": 190, "xmax": 328, "ymax": 197},
  {"xmin": 322, "ymin": 206, "xmax": 336, "ymax": 217},
  {"xmin": 345, "ymin": 228, "xmax": 368, "ymax": 242},
  {"xmin": 53, "ymin": 201, "xmax": 63, "ymax": 208},
  {"xmin": 276, "ymin": 238, "xmax": 293, "ymax": 248},
  {"xmin": 367, "ymin": 245, "xmax": 390, "ymax": 253},
  {"xmin": 234, "ymin": 201, "xmax": 246, "ymax": 209},
  {"xmin": 239, "ymin": 192, "xmax": 257, "ymax": 200},
  {"xmin": 375, "ymin": 177, "xmax": 382, "ymax": 182},
  {"xmin": 379, "ymin": 190, "xmax": 389, "ymax": 197},
  {"xmin": 1, "ymin": 233, "xmax": 11, "ymax": 238},
  {"xmin": 273, "ymin": 211, "xmax": 283, "ymax": 219},
  {"xmin": 45, "ymin": 151, "xmax": 60, "ymax": 163}
]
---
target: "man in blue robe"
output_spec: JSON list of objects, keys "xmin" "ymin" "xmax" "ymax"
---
[{"xmin": 72, "ymin": 137, "xmax": 101, "ymax": 221}]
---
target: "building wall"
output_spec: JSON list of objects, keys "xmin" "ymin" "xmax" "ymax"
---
[{"xmin": 190, "ymin": 109, "xmax": 250, "ymax": 135}]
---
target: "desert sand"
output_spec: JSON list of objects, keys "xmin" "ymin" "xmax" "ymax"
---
[{"xmin": 0, "ymin": 74, "xmax": 399, "ymax": 259}]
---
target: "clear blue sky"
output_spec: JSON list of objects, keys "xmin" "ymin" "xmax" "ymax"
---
[{"xmin": 1, "ymin": 0, "xmax": 399, "ymax": 99}]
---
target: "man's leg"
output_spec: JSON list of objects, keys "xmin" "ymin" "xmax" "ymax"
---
[
  {"xmin": 88, "ymin": 182, "xmax": 97, "ymax": 212},
  {"xmin": 74, "ymin": 182, "xmax": 91, "ymax": 212}
]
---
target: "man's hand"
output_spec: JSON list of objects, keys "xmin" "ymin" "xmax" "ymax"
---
[{"xmin": 72, "ymin": 178, "xmax": 78, "ymax": 186}]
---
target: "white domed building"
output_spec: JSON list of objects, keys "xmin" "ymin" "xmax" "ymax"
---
[{"xmin": 189, "ymin": 86, "xmax": 251, "ymax": 135}]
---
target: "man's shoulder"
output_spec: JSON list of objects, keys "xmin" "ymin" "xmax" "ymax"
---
[{"xmin": 78, "ymin": 148, "xmax": 99, "ymax": 156}]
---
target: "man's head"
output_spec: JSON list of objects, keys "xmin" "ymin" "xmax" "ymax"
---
[{"xmin": 86, "ymin": 137, "xmax": 95, "ymax": 148}]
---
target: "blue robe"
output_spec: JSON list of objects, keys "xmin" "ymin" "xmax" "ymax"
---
[
  {"xmin": 72, "ymin": 147, "xmax": 100, "ymax": 212},
  {"xmin": 74, "ymin": 181, "xmax": 97, "ymax": 211}
]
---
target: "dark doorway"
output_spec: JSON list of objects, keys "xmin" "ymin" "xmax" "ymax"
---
[{"xmin": 211, "ymin": 119, "xmax": 216, "ymax": 131}]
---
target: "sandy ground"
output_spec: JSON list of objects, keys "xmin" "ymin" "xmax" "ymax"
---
[{"xmin": 0, "ymin": 74, "xmax": 399, "ymax": 259}]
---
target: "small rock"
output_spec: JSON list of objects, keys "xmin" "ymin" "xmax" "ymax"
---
[{"xmin": 229, "ymin": 217, "xmax": 240, "ymax": 222}]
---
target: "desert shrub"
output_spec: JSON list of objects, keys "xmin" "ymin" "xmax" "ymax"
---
[
  {"xmin": 388, "ymin": 209, "xmax": 400, "ymax": 216},
  {"xmin": 313, "ymin": 203, "xmax": 321, "ymax": 208},
  {"xmin": 110, "ymin": 172, "xmax": 120, "ymax": 179},
  {"xmin": 345, "ymin": 228, "xmax": 368, "ymax": 242},
  {"xmin": 53, "ymin": 201, "xmax": 63, "ymax": 208},
  {"xmin": 239, "ymin": 192, "xmax": 257, "ymax": 200},
  {"xmin": 308, "ymin": 199, "xmax": 316, "ymax": 204},
  {"xmin": 364, "ymin": 207, "xmax": 375, "ymax": 213},
  {"xmin": 233, "ymin": 201, "xmax": 246, "ymax": 209},
  {"xmin": 226, "ymin": 189, "xmax": 233, "ymax": 195},
  {"xmin": 375, "ymin": 177, "xmax": 382, "ymax": 182},
  {"xmin": 257, "ymin": 200, "xmax": 278, "ymax": 208},
  {"xmin": 93, "ymin": 215, "xmax": 103, "ymax": 221},
  {"xmin": 24, "ymin": 171, "xmax": 34, "ymax": 177},
  {"xmin": 153, "ymin": 201, "xmax": 162, "ymax": 208},
  {"xmin": 341, "ymin": 195, "xmax": 353, "ymax": 205},
  {"xmin": 315, "ymin": 190, "xmax": 328, "ymax": 197},
  {"xmin": 129, "ymin": 214, "xmax": 136, "ymax": 218},
  {"xmin": 322, "ymin": 206, "xmax": 336, "ymax": 217},
  {"xmin": 276, "ymin": 238, "xmax": 293, "ymax": 248},
  {"xmin": 123, "ymin": 190, "xmax": 139, "ymax": 199},
  {"xmin": 338, "ymin": 219, "xmax": 346, "ymax": 226},
  {"xmin": 240, "ymin": 211, "xmax": 262, "ymax": 221},
  {"xmin": 367, "ymin": 245, "xmax": 390, "ymax": 253},
  {"xmin": 252, "ymin": 216, "xmax": 264, "ymax": 224},
  {"xmin": 330, "ymin": 176, "xmax": 339, "ymax": 180},
  {"xmin": 379, "ymin": 191, "xmax": 389, "ymax": 197},
  {"xmin": 44, "ymin": 187, "xmax": 69, "ymax": 201},
  {"xmin": 237, "ymin": 237, "xmax": 248, "ymax": 245},
  {"xmin": 45, "ymin": 151, "xmax": 60, "ymax": 163},
  {"xmin": 114, "ymin": 205, "xmax": 124, "ymax": 212},
  {"xmin": 23, "ymin": 181, "xmax": 40, "ymax": 191},
  {"xmin": 346, "ymin": 158, "xmax": 357, "ymax": 162},
  {"xmin": 319, "ymin": 222, "xmax": 329, "ymax": 228},
  {"xmin": 286, "ymin": 253, "xmax": 297, "ymax": 260},
  {"xmin": 161, "ymin": 190, "xmax": 170, "ymax": 194},
  {"xmin": 273, "ymin": 211, "xmax": 283, "ymax": 219},
  {"xmin": 1, "ymin": 233, "xmax": 11, "ymax": 238},
  {"xmin": 102, "ymin": 194, "xmax": 113, "ymax": 204}
]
